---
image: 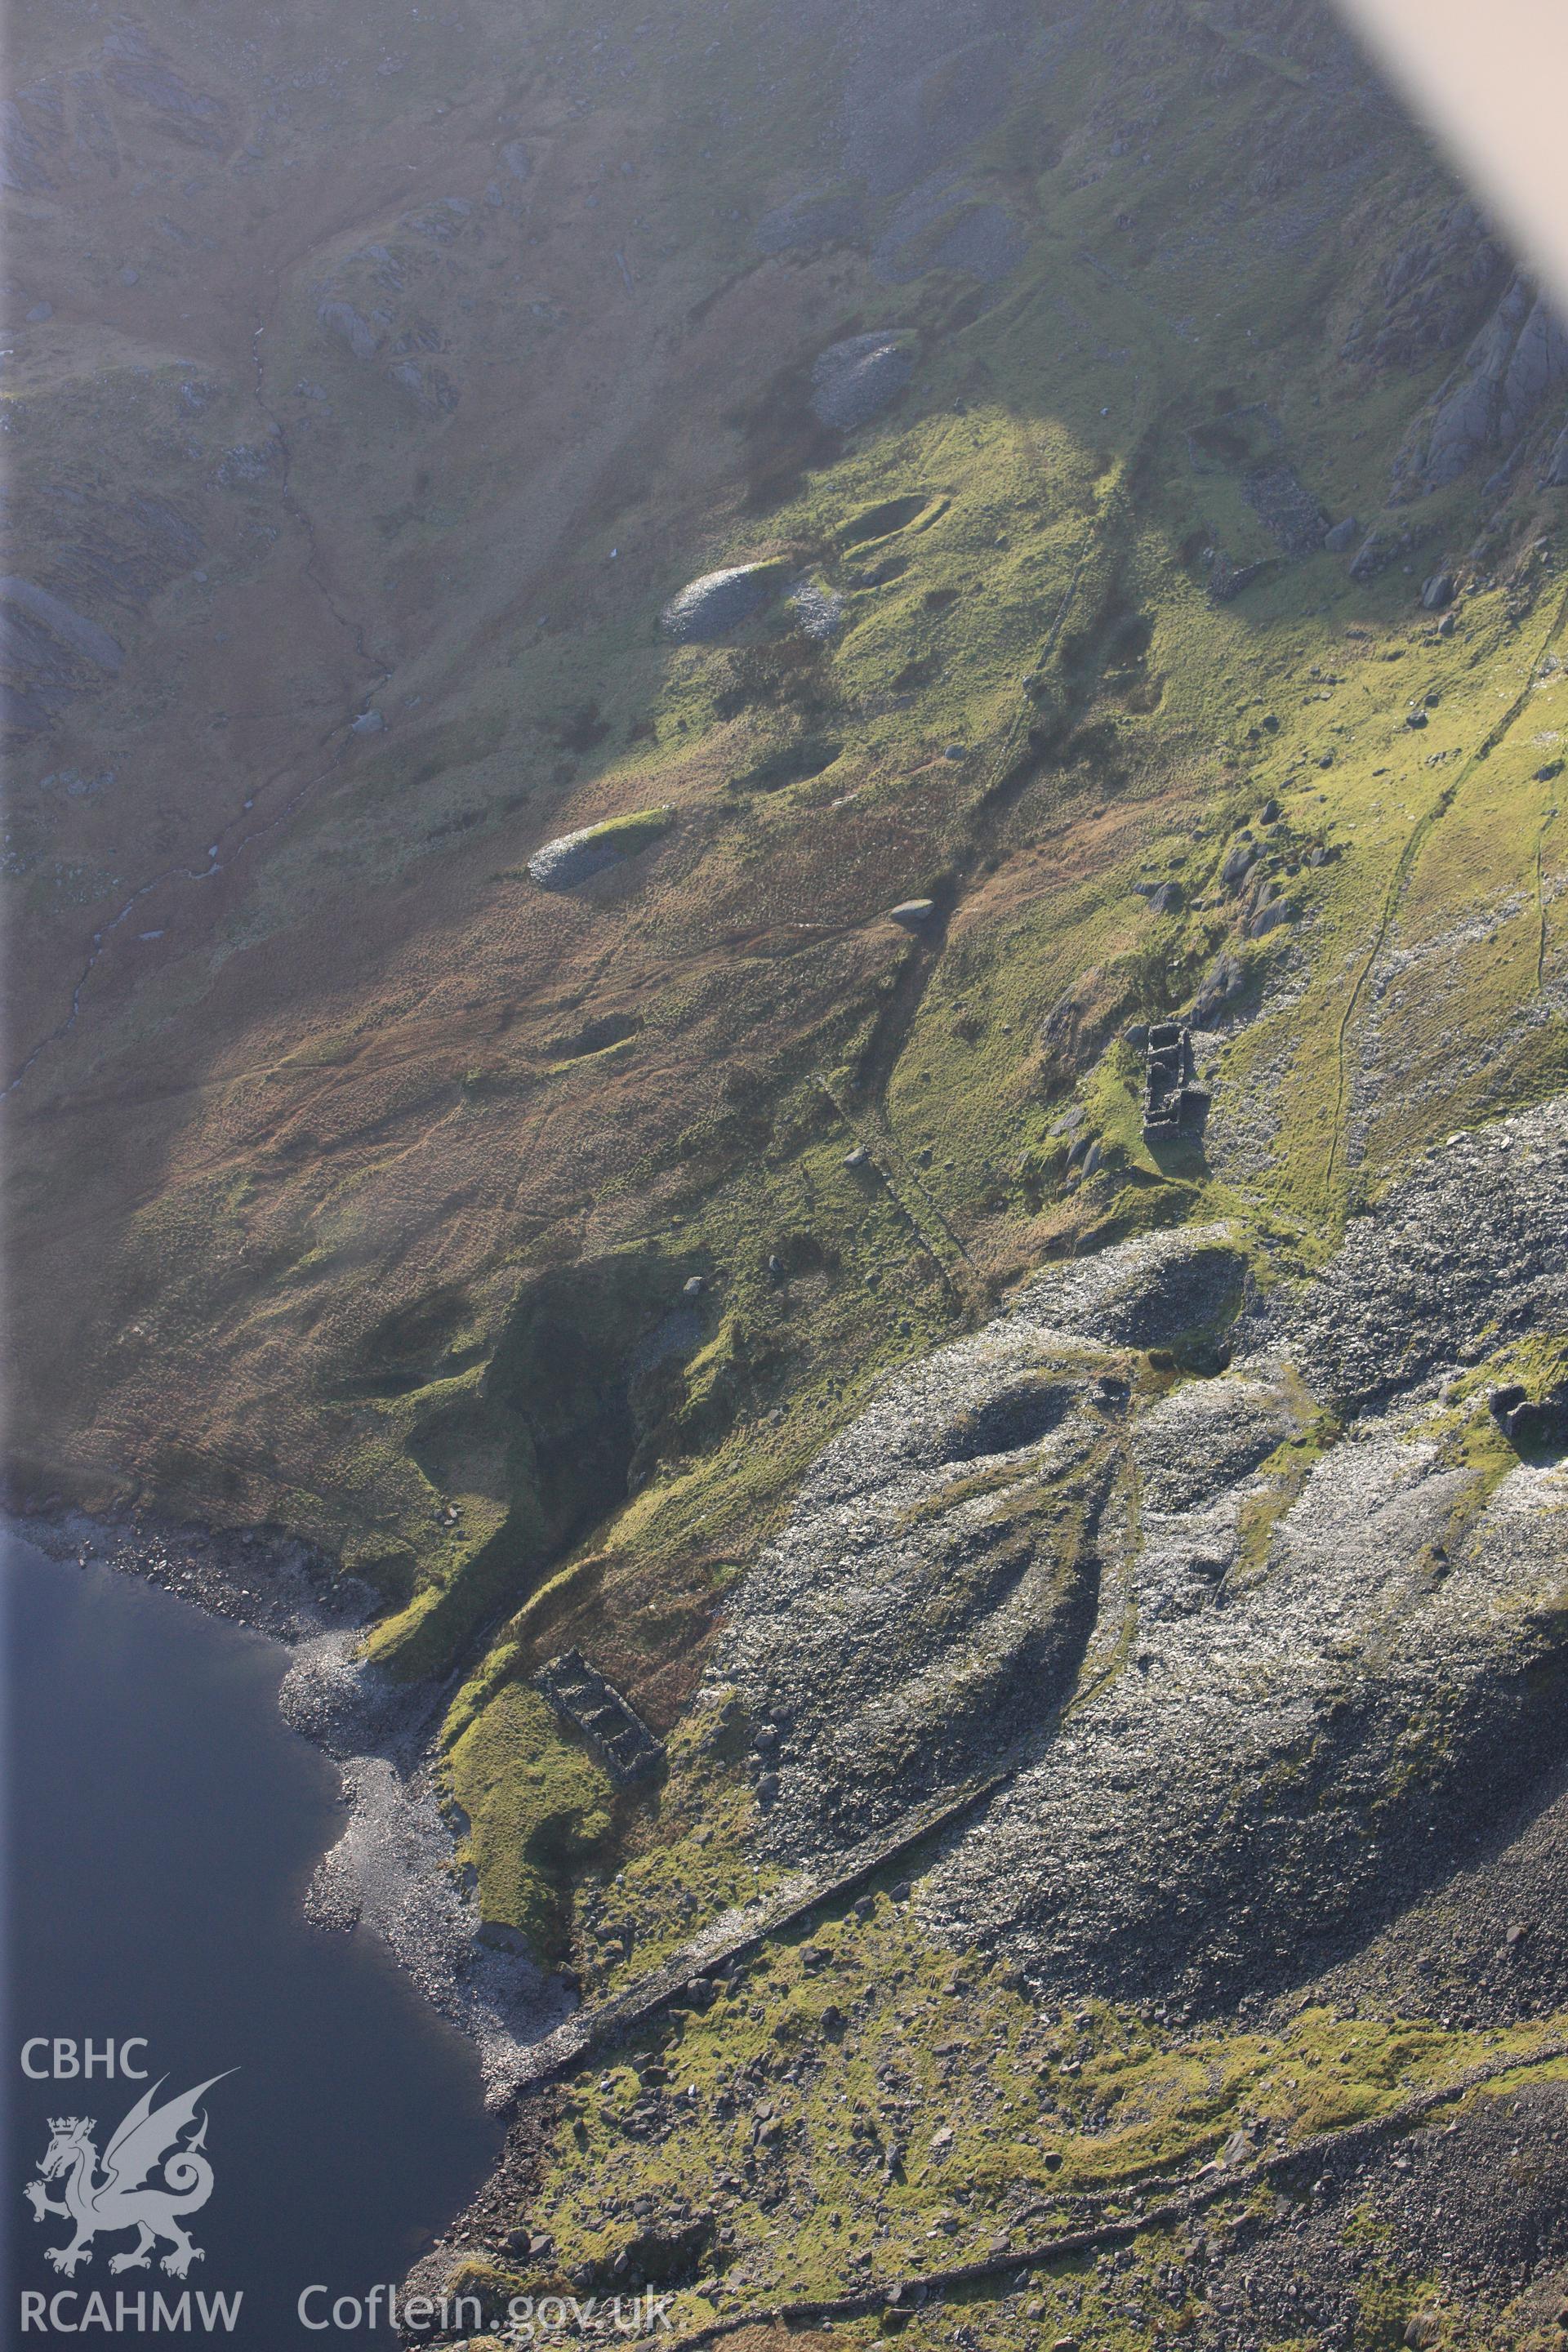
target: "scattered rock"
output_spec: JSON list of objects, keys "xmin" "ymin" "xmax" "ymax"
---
[
  {"xmin": 216, "ymin": 437, "xmax": 283, "ymax": 490},
  {"xmin": 789, "ymin": 577, "xmax": 844, "ymax": 640},
  {"xmin": 1421, "ymin": 570, "xmax": 1455, "ymax": 609},
  {"xmin": 350, "ymin": 708, "xmax": 384, "ymax": 736},
  {"xmin": 1243, "ymin": 461, "xmax": 1329, "ymax": 555},
  {"xmin": 1324, "ymin": 516, "xmax": 1360, "ymax": 555},
  {"xmin": 888, "ymin": 899, "xmax": 936, "ymax": 929},
  {"xmin": 1205, "ymin": 551, "xmax": 1276, "ymax": 603}
]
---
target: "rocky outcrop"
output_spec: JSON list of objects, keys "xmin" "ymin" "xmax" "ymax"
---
[
  {"xmin": 1392, "ymin": 278, "xmax": 1568, "ymax": 497},
  {"xmin": 318, "ymin": 298, "xmax": 381, "ymax": 360},
  {"xmin": 1341, "ymin": 197, "xmax": 1506, "ymax": 374},
  {"xmin": 0, "ymin": 577, "xmax": 122, "ymax": 676},
  {"xmin": 100, "ymin": 23, "xmax": 232, "ymax": 151},
  {"xmin": 724, "ymin": 1101, "xmax": 1568, "ymax": 2007}
]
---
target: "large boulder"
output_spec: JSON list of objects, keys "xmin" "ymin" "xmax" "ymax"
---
[
  {"xmin": 525, "ymin": 806, "xmax": 673, "ymax": 892},
  {"xmin": 660, "ymin": 564, "xmax": 777, "ymax": 643},
  {"xmin": 755, "ymin": 186, "xmax": 863, "ymax": 254},
  {"xmin": 808, "ymin": 333, "xmax": 916, "ymax": 431}
]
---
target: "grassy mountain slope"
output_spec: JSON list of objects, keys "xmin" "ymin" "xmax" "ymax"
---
[{"xmin": 9, "ymin": 0, "xmax": 1568, "ymax": 2341}]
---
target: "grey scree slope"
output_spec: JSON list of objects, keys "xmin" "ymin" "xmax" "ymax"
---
[{"xmin": 721, "ymin": 1098, "xmax": 1568, "ymax": 2009}]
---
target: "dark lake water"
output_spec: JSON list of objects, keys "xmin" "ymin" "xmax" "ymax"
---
[{"xmin": 5, "ymin": 1535, "xmax": 504, "ymax": 2345}]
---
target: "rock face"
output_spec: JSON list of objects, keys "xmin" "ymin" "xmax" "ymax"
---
[
  {"xmin": 660, "ymin": 564, "xmax": 776, "ymax": 642},
  {"xmin": 535, "ymin": 1648, "xmax": 664, "ymax": 1784},
  {"xmin": 1341, "ymin": 196, "xmax": 1505, "ymax": 375},
  {"xmin": 808, "ymin": 333, "xmax": 916, "ymax": 431},
  {"xmin": 1392, "ymin": 277, "xmax": 1568, "ymax": 497},
  {"xmin": 723, "ymin": 1102, "xmax": 1568, "ymax": 2007}
]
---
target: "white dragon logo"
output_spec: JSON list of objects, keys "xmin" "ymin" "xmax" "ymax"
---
[{"xmin": 24, "ymin": 2074, "xmax": 231, "ymax": 2278}]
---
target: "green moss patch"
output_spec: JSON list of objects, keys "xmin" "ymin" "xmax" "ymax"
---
[{"xmin": 442, "ymin": 1681, "xmax": 613, "ymax": 1958}]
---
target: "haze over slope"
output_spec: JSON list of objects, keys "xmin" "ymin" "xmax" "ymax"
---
[{"xmin": 9, "ymin": 1, "xmax": 1568, "ymax": 2342}]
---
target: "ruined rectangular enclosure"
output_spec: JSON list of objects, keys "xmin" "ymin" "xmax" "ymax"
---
[
  {"xmin": 1142, "ymin": 1021, "xmax": 1199, "ymax": 1141},
  {"xmin": 535, "ymin": 1648, "xmax": 665, "ymax": 1784}
]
